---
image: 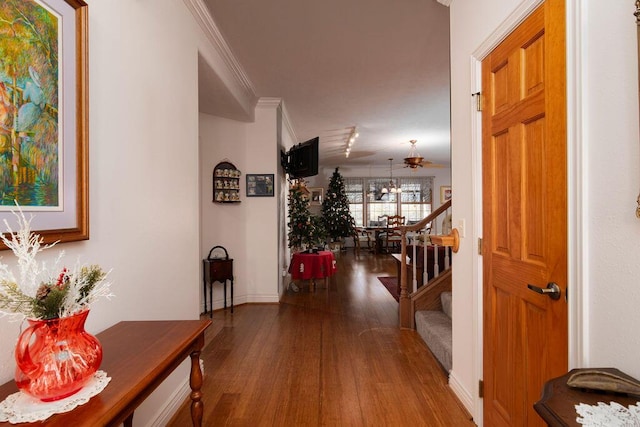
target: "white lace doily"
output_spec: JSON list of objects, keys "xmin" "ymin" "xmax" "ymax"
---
[
  {"xmin": 576, "ymin": 401, "xmax": 640, "ymax": 426},
  {"xmin": 0, "ymin": 370, "xmax": 111, "ymax": 424}
]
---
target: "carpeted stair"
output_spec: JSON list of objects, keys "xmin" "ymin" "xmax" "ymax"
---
[{"xmin": 415, "ymin": 291, "xmax": 452, "ymax": 373}]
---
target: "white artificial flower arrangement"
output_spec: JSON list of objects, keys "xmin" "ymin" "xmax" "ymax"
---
[{"xmin": 0, "ymin": 208, "xmax": 113, "ymax": 320}]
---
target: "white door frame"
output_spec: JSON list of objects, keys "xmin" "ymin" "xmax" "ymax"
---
[{"xmin": 468, "ymin": 0, "xmax": 587, "ymax": 424}]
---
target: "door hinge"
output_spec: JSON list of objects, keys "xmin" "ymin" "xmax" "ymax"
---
[
  {"xmin": 478, "ymin": 237, "xmax": 483, "ymax": 255},
  {"xmin": 479, "ymin": 379, "xmax": 484, "ymax": 398},
  {"xmin": 472, "ymin": 92, "xmax": 482, "ymax": 111}
]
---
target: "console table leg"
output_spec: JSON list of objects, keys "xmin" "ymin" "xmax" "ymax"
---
[
  {"xmin": 124, "ymin": 413, "xmax": 134, "ymax": 427},
  {"xmin": 230, "ymin": 279, "xmax": 234, "ymax": 313},
  {"xmin": 189, "ymin": 349, "xmax": 204, "ymax": 427},
  {"xmin": 223, "ymin": 280, "xmax": 227, "ymax": 309}
]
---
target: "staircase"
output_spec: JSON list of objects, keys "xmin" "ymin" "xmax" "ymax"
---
[
  {"xmin": 397, "ymin": 199, "xmax": 452, "ymax": 328},
  {"xmin": 395, "ymin": 200, "xmax": 454, "ymax": 373},
  {"xmin": 415, "ymin": 291, "xmax": 452, "ymax": 373}
]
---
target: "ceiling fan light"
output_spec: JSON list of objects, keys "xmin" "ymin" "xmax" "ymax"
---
[
  {"xmin": 404, "ymin": 156, "xmax": 424, "ymax": 168},
  {"xmin": 404, "ymin": 140, "xmax": 424, "ymax": 168}
]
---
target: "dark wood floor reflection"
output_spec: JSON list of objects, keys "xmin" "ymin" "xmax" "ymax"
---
[{"xmin": 168, "ymin": 250, "xmax": 473, "ymax": 426}]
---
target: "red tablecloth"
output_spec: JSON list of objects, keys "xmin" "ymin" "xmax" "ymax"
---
[{"xmin": 289, "ymin": 251, "xmax": 337, "ymax": 280}]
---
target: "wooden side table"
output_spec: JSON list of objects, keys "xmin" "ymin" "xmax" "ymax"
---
[
  {"xmin": 534, "ymin": 368, "xmax": 640, "ymax": 426},
  {"xmin": 203, "ymin": 246, "xmax": 234, "ymax": 316}
]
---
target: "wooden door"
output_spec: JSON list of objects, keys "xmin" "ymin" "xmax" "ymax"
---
[{"xmin": 482, "ymin": 1, "xmax": 567, "ymax": 426}]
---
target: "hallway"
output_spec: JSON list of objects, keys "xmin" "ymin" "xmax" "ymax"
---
[{"xmin": 169, "ymin": 251, "xmax": 473, "ymax": 426}]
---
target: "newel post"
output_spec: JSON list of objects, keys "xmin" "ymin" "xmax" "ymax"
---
[{"xmin": 399, "ymin": 229, "xmax": 412, "ymax": 328}]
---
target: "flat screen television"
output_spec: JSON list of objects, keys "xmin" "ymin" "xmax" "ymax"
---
[{"xmin": 287, "ymin": 137, "xmax": 319, "ymax": 179}]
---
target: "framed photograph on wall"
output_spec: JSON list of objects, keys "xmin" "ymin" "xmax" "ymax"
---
[
  {"xmin": 246, "ymin": 174, "xmax": 274, "ymax": 197},
  {"xmin": 0, "ymin": 0, "xmax": 89, "ymax": 249},
  {"xmin": 309, "ymin": 188, "xmax": 323, "ymax": 205},
  {"xmin": 440, "ymin": 186, "xmax": 452, "ymax": 203}
]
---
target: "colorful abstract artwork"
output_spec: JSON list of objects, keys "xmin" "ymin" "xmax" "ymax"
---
[{"xmin": 0, "ymin": 0, "xmax": 60, "ymax": 207}]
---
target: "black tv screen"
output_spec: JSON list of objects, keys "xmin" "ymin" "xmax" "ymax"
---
[{"xmin": 288, "ymin": 137, "xmax": 318, "ymax": 179}]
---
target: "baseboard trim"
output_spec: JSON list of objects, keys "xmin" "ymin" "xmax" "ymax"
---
[
  {"xmin": 203, "ymin": 293, "xmax": 279, "ymax": 312},
  {"xmin": 149, "ymin": 378, "xmax": 190, "ymax": 427},
  {"xmin": 150, "ymin": 360, "xmax": 205, "ymax": 427},
  {"xmin": 449, "ymin": 370, "xmax": 474, "ymax": 418},
  {"xmin": 245, "ymin": 294, "xmax": 280, "ymax": 303}
]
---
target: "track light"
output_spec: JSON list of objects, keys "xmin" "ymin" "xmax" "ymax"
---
[{"xmin": 344, "ymin": 127, "xmax": 359, "ymax": 158}]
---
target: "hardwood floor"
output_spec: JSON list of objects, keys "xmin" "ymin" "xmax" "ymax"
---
[{"xmin": 168, "ymin": 250, "xmax": 474, "ymax": 426}]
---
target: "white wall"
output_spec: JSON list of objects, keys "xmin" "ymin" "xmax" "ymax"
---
[
  {"xmin": 199, "ymin": 101, "xmax": 282, "ymax": 308},
  {"xmin": 200, "ymin": 114, "xmax": 249, "ymax": 308},
  {"xmin": 450, "ymin": 0, "xmax": 640, "ymax": 423},
  {"xmin": 581, "ymin": 2, "xmax": 640, "ymax": 373},
  {"xmin": 244, "ymin": 101, "xmax": 280, "ymax": 302},
  {"xmin": 278, "ymin": 105, "xmax": 297, "ymax": 296},
  {"xmin": 0, "ymin": 0, "xmax": 205, "ymax": 425}
]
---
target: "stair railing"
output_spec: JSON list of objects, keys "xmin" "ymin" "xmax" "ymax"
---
[{"xmin": 398, "ymin": 199, "xmax": 452, "ymax": 329}]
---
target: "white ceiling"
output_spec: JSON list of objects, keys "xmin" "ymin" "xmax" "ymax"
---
[{"xmin": 200, "ymin": 0, "xmax": 451, "ymax": 171}]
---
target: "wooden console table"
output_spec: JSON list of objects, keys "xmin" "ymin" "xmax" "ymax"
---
[{"xmin": 0, "ymin": 319, "xmax": 211, "ymax": 427}]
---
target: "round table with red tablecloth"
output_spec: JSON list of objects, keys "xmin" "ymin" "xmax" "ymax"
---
[{"xmin": 288, "ymin": 250, "xmax": 337, "ymax": 291}]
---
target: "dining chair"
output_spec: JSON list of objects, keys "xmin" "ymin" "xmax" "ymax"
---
[
  {"xmin": 378, "ymin": 215, "xmax": 405, "ymax": 253},
  {"xmin": 354, "ymin": 227, "xmax": 374, "ymax": 254}
]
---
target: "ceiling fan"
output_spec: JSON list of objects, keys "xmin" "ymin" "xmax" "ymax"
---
[{"xmin": 403, "ymin": 140, "xmax": 444, "ymax": 169}]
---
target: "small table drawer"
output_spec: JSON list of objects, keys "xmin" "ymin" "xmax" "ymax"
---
[{"xmin": 206, "ymin": 259, "xmax": 233, "ymax": 281}]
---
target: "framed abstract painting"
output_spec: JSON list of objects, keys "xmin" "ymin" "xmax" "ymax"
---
[{"xmin": 0, "ymin": 0, "xmax": 88, "ymax": 248}]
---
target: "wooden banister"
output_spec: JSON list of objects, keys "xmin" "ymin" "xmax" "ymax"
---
[
  {"xmin": 398, "ymin": 199, "xmax": 452, "ymax": 329},
  {"xmin": 399, "ymin": 199, "xmax": 451, "ymax": 234}
]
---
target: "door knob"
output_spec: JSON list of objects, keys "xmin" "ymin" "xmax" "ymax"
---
[{"xmin": 527, "ymin": 282, "xmax": 561, "ymax": 300}]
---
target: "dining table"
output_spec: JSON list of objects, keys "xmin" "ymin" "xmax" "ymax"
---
[{"xmin": 364, "ymin": 226, "xmax": 388, "ymax": 254}]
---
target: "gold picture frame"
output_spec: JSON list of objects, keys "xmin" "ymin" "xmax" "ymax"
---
[
  {"xmin": 440, "ymin": 186, "xmax": 452, "ymax": 203},
  {"xmin": 0, "ymin": 0, "xmax": 89, "ymax": 249},
  {"xmin": 635, "ymin": 1, "xmax": 640, "ymax": 217},
  {"xmin": 309, "ymin": 187, "xmax": 323, "ymax": 205}
]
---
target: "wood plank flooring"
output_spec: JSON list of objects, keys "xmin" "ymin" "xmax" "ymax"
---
[{"xmin": 168, "ymin": 250, "xmax": 474, "ymax": 426}]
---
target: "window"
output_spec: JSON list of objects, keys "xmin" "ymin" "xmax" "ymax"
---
[
  {"xmin": 400, "ymin": 177, "xmax": 432, "ymax": 223},
  {"xmin": 366, "ymin": 178, "xmax": 397, "ymax": 225},
  {"xmin": 344, "ymin": 176, "xmax": 433, "ymax": 227},
  {"xmin": 344, "ymin": 178, "xmax": 364, "ymax": 227}
]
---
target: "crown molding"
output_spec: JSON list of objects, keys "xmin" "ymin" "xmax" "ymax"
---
[
  {"xmin": 255, "ymin": 98, "xmax": 298, "ymax": 142},
  {"xmin": 279, "ymin": 100, "xmax": 297, "ymax": 143},
  {"xmin": 256, "ymin": 97, "xmax": 282, "ymax": 109},
  {"xmin": 436, "ymin": 0, "xmax": 451, "ymax": 7},
  {"xmin": 183, "ymin": 0, "xmax": 256, "ymax": 101}
]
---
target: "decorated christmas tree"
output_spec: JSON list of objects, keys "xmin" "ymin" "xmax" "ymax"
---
[
  {"xmin": 287, "ymin": 185, "xmax": 326, "ymax": 249},
  {"xmin": 321, "ymin": 168, "xmax": 356, "ymax": 242}
]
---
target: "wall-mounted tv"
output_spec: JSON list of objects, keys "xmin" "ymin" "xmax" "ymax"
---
[{"xmin": 286, "ymin": 137, "xmax": 319, "ymax": 179}]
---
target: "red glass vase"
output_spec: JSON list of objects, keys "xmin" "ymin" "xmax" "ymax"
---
[{"xmin": 14, "ymin": 310, "xmax": 102, "ymax": 401}]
